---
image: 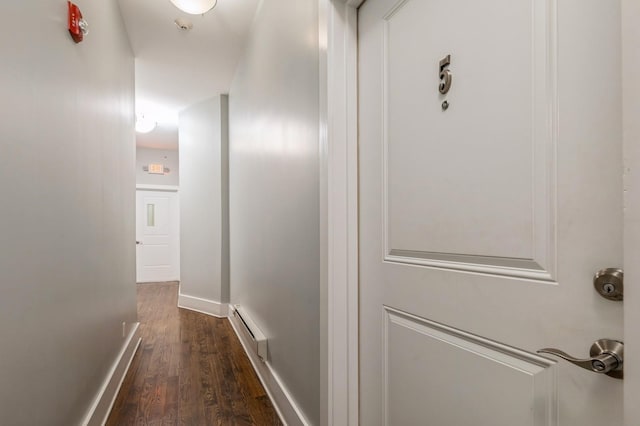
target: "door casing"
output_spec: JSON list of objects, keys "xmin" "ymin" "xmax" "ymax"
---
[
  {"xmin": 323, "ymin": 0, "xmax": 362, "ymax": 424},
  {"xmin": 622, "ymin": 0, "xmax": 640, "ymax": 422}
]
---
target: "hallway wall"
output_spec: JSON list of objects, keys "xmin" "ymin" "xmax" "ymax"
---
[
  {"xmin": 179, "ymin": 96, "xmax": 230, "ymax": 308},
  {"xmin": 0, "ymin": 1, "xmax": 138, "ymax": 425},
  {"xmin": 136, "ymin": 147, "xmax": 180, "ymax": 186},
  {"xmin": 228, "ymin": 0, "xmax": 321, "ymax": 423}
]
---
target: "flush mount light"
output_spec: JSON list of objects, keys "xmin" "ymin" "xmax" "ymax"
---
[
  {"xmin": 136, "ymin": 114, "xmax": 157, "ymax": 134},
  {"xmin": 169, "ymin": 0, "xmax": 217, "ymax": 15}
]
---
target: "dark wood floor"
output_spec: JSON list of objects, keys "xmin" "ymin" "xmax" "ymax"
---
[{"xmin": 107, "ymin": 282, "xmax": 283, "ymax": 425}]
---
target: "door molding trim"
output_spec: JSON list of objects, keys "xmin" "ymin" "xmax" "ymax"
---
[
  {"xmin": 622, "ymin": 0, "xmax": 640, "ymax": 423},
  {"xmin": 325, "ymin": 0, "xmax": 362, "ymax": 424},
  {"xmin": 136, "ymin": 184, "xmax": 179, "ymax": 192}
]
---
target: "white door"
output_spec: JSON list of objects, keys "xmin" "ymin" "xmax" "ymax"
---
[
  {"xmin": 358, "ymin": 0, "xmax": 624, "ymax": 425},
  {"xmin": 136, "ymin": 190, "xmax": 180, "ymax": 283}
]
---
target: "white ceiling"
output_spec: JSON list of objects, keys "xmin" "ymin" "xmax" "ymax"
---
[{"xmin": 118, "ymin": 0, "xmax": 259, "ymax": 150}]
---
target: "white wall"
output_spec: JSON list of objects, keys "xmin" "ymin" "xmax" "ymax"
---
[
  {"xmin": 136, "ymin": 147, "xmax": 179, "ymax": 186},
  {"xmin": 0, "ymin": 1, "xmax": 137, "ymax": 425},
  {"xmin": 228, "ymin": 0, "xmax": 320, "ymax": 423},
  {"xmin": 179, "ymin": 96, "xmax": 229, "ymax": 305}
]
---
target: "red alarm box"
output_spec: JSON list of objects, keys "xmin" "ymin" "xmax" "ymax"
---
[{"xmin": 68, "ymin": 1, "xmax": 88, "ymax": 43}]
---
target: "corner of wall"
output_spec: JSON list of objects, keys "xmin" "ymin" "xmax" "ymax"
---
[
  {"xmin": 220, "ymin": 95, "xmax": 230, "ymax": 304},
  {"xmin": 177, "ymin": 292, "xmax": 229, "ymax": 318},
  {"xmin": 178, "ymin": 96, "xmax": 228, "ymax": 305}
]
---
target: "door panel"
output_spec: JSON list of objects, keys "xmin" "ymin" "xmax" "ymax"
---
[
  {"xmin": 384, "ymin": 0, "xmax": 542, "ymax": 264},
  {"xmin": 136, "ymin": 190, "xmax": 180, "ymax": 283},
  {"xmin": 359, "ymin": 0, "xmax": 623, "ymax": 424},
  {"xmin": 385, "ymin": 308, "xmax": 555, "ymax": 426}
]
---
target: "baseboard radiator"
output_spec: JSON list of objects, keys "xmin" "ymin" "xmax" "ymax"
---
[{"xmin": 233, "ymin": 305, "xmax": 268, "ymax": 362}]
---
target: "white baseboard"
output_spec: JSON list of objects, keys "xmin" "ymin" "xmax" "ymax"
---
[
  {"xmin": 137, "ymin": 278, "xmax": 180, "ymax": 284},
  {"xmin": 178, "ymin": 293, "xmax": 229, "ymax": 318},
  {"xmin": 82, "ymin": 323, "xmax": 141, "ymax": 426},
  {"xmin": 228, "ymin": 306, "xmax": 310, "ymax": 426}
]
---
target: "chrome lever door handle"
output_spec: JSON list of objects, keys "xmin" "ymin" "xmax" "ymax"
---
[{"xmin": 537, "ymin": 339, "xmax": 624, "ymax": 379}]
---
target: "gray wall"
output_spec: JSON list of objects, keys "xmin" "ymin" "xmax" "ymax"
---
[
  {"xmin": 179, "ymin": 96, "xmax": 229, "ymax": 303},
  {"xmin": 228, "ymin": 0, "xmax": 320, "ymax": 423},
  {"xmin": 0, "ymin": 1, "xmax": 137, "ymax": 425},
  {"xmin": 136, "ymin": 147, "xmax": 179, "ymax": 186}
]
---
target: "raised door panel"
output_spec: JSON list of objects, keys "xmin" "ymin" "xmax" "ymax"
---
[
  {"xmin": 383, "ymin": 0, "xmax": 556, "ymax": 280},
  {"xmin": 385, "ymin": 307, "xmax": 557, "ymax": 426}
]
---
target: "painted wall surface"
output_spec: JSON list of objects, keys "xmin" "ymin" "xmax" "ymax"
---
[
  {"xmin": 179, "ymin": 96, "xmax": 229, "ymax": 303},
  {"xmin": 0, "ymin": 1, "xmax": 137, "ymax": 425},
  {"xmin": 228, "ymin": 0, "xmax": 320, "ymax": 422},
  {"xmin": 136, "ymin": 147, "xmax": 179, "ymax": 186}
]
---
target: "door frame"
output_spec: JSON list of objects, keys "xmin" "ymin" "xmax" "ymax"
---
[
  {"xmin": 325, "ymin": 0, "xmax": 639, "ymax": 424},
  {"xmin": 324, "ymin": 0, "xmax": 362, "ymax": 424},
  {"xmin": 622, "ymin": 0, "xmax": 640, "ymax": 423}
]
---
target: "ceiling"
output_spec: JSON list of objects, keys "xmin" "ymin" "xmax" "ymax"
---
[{"xmin": 117, "ymin": 0, "xmax": 259, "ymax": 150}]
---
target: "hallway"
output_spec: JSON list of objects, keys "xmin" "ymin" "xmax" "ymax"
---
[
  {"xmin": 2, "ymin": 1, "xmax": 639, "ymax": 424},
  {"xmin": 107, "ymin": 282, "xmax": 282, "ymax": 425}
]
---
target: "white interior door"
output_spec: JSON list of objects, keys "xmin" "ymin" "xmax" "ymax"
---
[
  {"xmin": 358, "ymin": 0, "xmax": 624, "ymax": 425},
  {"xmin": 136, "ymin": 189, "xmax": 180, "ymax": 283}
]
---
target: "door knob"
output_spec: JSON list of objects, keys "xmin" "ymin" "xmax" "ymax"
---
[
  {"xmin": 537, "ymin": 339, "xmax": 623, "ymax": 379},
  {"xmin": 136, "ymin": 241, "xmax": 142, "ymax": 245}
]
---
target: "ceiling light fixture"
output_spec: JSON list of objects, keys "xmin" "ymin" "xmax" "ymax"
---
[
  {"xmin": 169, "ymin": 0, "xmax": 218, "ymax": 15},
  {"xmin": 136, "ymin": 115, "xmax": 157, "ymax": 134}
]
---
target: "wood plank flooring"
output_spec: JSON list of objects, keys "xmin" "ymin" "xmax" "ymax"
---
[{"xmin": 107, "ymin": 282, "xmax": 283, "ymax": 425}]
